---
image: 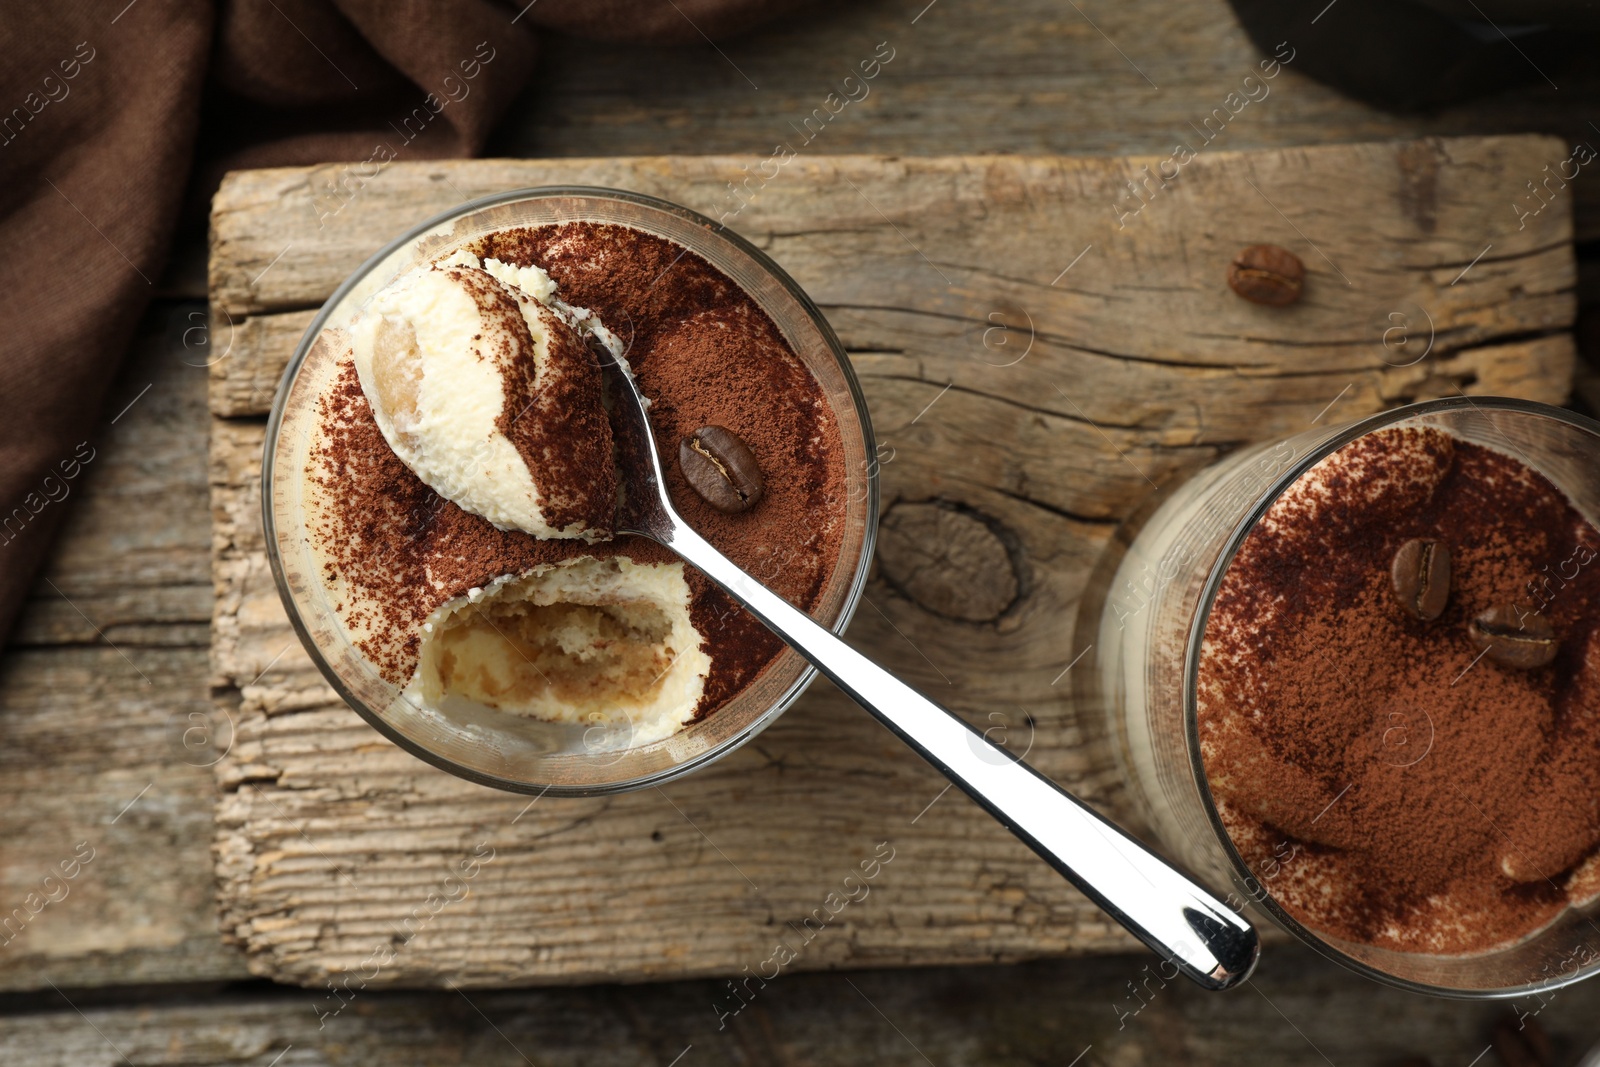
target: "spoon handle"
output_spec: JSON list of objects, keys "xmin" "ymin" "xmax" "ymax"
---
[{"xmin": 664, "ymin": 522, "xmax": 1259, "ymax": 991}]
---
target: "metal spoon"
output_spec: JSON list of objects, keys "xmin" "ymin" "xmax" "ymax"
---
[{"xmin": 599, "ymin": 350, "xmax": 1260, "ymax": 991}]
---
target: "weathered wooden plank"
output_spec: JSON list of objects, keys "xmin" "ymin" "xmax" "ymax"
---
[
  {"xmin": 212, "ymin": 142, "xmax": 1576, "ymax": 327},
  {"xmin": 9, "ymin": 311, "xmax": 213, "ymax": 649},
  {"xmin": 208, "ymin": 308, "xmax": 317, "ymax": 418},
  {"xmin": 0, "ymin": 307, "xmax": 250, "ymax": 991},
  {"xmin": 209, "ymin": 141, "xmax": 1576, "ymax": 523},
  {"xmin": 207, "ymin": 137, "xmax": 1577, "ymax": 987},
  {"xmin": 0, "ymin": 646, "xmax": 240, "ymax": 991},
  {"xmin": 500, "ymin": 0, "xmax": 1600, "ymax": 242},
  {"xmin": 2, "ymin": 943, "xmax": 1595, "ymax": 1065}
]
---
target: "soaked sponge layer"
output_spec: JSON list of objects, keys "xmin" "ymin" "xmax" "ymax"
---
[{"xmin": 408, "ymin": 556, "xmax": 711, "ymax": 745}]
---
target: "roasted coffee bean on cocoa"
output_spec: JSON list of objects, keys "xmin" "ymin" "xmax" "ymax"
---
[
  {"xmin": 679, "ymin": 426, "xmax": 764, "ymax": 513},
  {"xmin": 1470, "ymin": 604, "xmax": 1558, "ymax": 669},
  {"xmin": 1228, "ymin": 244, "xmax": 1305, "ymax": 306},
  {"xmin": 1390, "ymin": 538, "xmax": 1452, "ymax": 621}
]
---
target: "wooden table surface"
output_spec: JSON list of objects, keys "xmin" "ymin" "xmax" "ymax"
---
[{"xmin": 5, "ymin": 0, "xmax": 1600, "ymax": 1061}]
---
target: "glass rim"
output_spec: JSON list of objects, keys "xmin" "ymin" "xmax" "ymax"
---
[
  {"xmin": 261, "ymin": 185, "xmax": 880, "ymax": 798},
  {"xmin": 1182, "ymin": 395, "xmax": 1600, "ymax": 999}
]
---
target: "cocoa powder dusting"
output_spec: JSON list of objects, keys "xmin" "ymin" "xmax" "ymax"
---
[
  {"xmin": 459, "ymin": 265, "xmax": 615, "ymax": 535},
  {"xmin": 307, "ymin": 221, "xmax": 848, "ymax": 721},
  {"xmin": 1200, "ymin": 430, "xmax": 1600, "ymax": 954}
]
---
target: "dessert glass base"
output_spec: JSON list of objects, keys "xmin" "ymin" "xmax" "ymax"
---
[
  {"xmin": 264, "ymin": 188, "xmax": 877, "ymax": 796},
  {"xmin": 1080, "ymin": 397, "xmax": 1600, "ymax": 998}
]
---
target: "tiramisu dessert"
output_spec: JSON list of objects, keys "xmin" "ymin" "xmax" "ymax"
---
[
  {"xmin": 303, "ymin": 223, "xmax": 848, "ymax": 746},
  {"xmin": 1199, "ymin": 424, "xmax": 1600, "ymax": 954}
]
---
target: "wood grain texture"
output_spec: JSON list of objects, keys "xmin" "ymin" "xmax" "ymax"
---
[
  {"xmin": 876, "ymin": 502, "xmax": 1022, "ymax": 622},
  {"xmin": 0, "ymin": 310, "xmax": 251, "ymax": 991},
  {"xmin": 143, "ymin": 0, "xmax": 1600, "ymax": 306},
  {"xmin": 208, "ymin": 309, "xmax": 317, "ymax": 418},
  {"xmin": 493, "ymin": 0, "xmax": 1600, "ymax": 243},
  {"xmin": 208, "ymin": 137, "xmax": 1577, "ymax": 988},
  {"xmin": 0, "ymin": 0, "xmax": 1588, "ymax": 1035},
  {"xmin": 3, "ymin": 942, "xmax": 1595, "ymax": 1066}
]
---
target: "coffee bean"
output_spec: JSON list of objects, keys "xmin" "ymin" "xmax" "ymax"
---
[
  {"xmin": 1228, "ymin": 244, "xmax": 1305, "ymax": 306},
  {"xmin": 679, "ymin": 426, "xmax": 764, "ymax": 514},
  {"xmin": 1470, "ymin": 604, "xmax": 1558, "ymax": 669},
  {"xmin": 1390, "ymin": 538, "xmax": 1451, "ymax": 621}
]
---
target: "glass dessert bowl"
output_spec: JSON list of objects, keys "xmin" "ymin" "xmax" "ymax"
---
[
  {"xmin": 1083, "ymin": 397, "xmax": 1600, "ymax": 998},
  {"xmin": 264, "ymin": 188, "xmax": 877, "ymax": 796}
]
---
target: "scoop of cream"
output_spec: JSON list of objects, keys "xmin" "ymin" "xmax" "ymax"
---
[{"xmin": 350, "ymin": 251, "xmax": 625, "ymax": 539}]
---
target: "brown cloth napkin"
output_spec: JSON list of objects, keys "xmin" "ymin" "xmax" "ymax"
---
[{"xmin": 0, "ymin": 0, "xmax": 800, "ymax": 649}]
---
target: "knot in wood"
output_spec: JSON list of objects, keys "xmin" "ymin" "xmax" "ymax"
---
[{"xmin": 876, "ymin": 501, "xmax": 1021, "ymax": 622}]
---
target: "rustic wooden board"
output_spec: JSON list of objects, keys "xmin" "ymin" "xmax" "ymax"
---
[
  {"xmin": 3, "ymin": 943, "xmax": 1594, "ymax": 1066},
  {"xmin": 0, "ymin": 312, "xmax": 251, "ymax": 991},
  {"xmin": 209, "ymin": 137, "xmax": 1577, "ymax": 988}
]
